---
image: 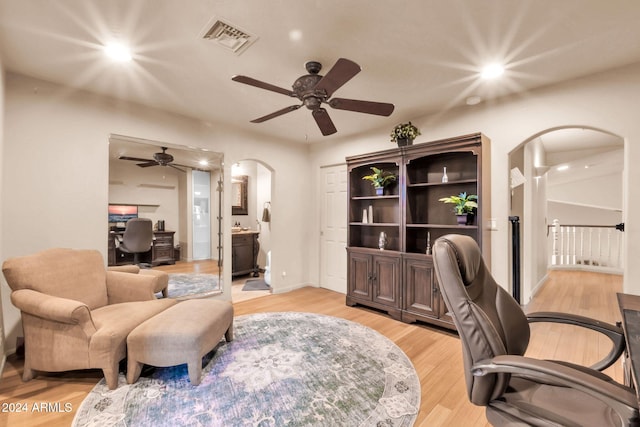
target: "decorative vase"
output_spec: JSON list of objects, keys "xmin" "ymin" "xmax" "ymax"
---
[
  {"xmin": 456, "ymin": 213, "xmax": 474, "ymax": 226},
  {"xmin": 442, "ymin": 167, "xmax": 448, "ymax": 183},
  {"xmin": 396, "ymin": 138, "xmax": 413, "ymax": 147},
  {"xmin": 375, "ymin": 187, "xmax": 384, "ymax": 196},
  {"xmin": 378, "ymin": 231, "xmax": 388, "ymax": 250}
]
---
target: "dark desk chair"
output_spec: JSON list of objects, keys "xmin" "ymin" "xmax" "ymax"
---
[
  {"xmin": 118, "ymin": 218, "xmax": 153, "ymax": 267},
  {"xmin": 432, "ymin": 234, "xmax": 638, "ymax": 427}
]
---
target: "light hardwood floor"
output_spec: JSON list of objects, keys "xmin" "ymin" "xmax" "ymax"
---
[{"xmin": 0, "ymin": 270, "xmax": 624, "ymax": 426}]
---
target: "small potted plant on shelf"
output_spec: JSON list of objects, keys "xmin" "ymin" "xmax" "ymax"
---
[
  {"xmin": 362, "ymin": 167, "xmax": 397, "ymax": 195},
  {"xmin": 439, "ymin": 192, "xmax": 478, "ymax": 225},
  {"xmin": 390, "ymin": 122, "xmax": 421, "ymax": 147}
]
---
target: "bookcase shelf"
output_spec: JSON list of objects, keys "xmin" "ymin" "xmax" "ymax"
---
[{"xmin": 346, "ymin": 133, "xmax": 491, "ymax": 329}]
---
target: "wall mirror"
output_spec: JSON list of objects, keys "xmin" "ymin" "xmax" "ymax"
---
[
  {"xmin": 108, "ymin": 134, "xmax": 224, "ymax": 298},
  {"xmin": 232, "ymin": 175, "xmax": 248, "ymax": 215}
]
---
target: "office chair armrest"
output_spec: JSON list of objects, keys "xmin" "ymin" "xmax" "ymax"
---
[
  {"xmin": 527, "ymin": 311, "xmax": 625, "ymax": 371},
  {"xmin": 473, "ymin": 355, "xmax": 638, "ymax": 420},
  {"xmin": 105, "ymin": 271, "xmax": 157, "ymax": 303},
  {"xmin": 10, "ymin": 289, "xmax": 97, "ymax": 336}
]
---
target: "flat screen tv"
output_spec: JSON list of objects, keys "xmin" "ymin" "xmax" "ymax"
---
[{"xmin": 108, "ymin": 204, "xmax": 138, "ymax": 224}]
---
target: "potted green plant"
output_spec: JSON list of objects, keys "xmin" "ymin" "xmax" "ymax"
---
[
  {"xmin": 362, "ymin": 167, "xmax": 397, "ymax": 195},
  {"xmin": 390, "ymin": 122, "xmax": 421, "ymax": 146},
  {"xmin": 439, "ymin": 192, "xmax": 478, "ymax": 225}
]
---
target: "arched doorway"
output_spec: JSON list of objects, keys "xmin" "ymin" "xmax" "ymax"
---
[
  {"xmin": 508, "ymin": 127, "xmax": 624, "ymax": 304},
  {"xmin": 230, "ymin": 159, "xmax": 274, "ymax": 302}
]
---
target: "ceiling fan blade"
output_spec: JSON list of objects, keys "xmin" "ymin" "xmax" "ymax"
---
[
  {"xmin": 314, "ymin": 58, "xmax": 361, "ymax": 97},
  {"xmin": 137, "ymin": 161, "xmax": 158, "ymax": 168},
  {"xmin": 119, "ymin": 156, "xmax": 154, "ymax": 163},
  {"xmin": 168, "ymin": 164, "xmax": 186, "ymax": 172},
  {"xmin": 232, "ymin": 75, "xmax": 296, "ymax": 97},
  {"xmin": 312, "ymin": 108, "xmax": 337, "ymax": 136},
  {"xmin": 250, "ymin": 105, "xmax": 302, "ymax": 123},
  {"xmin": 329, "ymin": 98, "xmax": 395, "ymax": 116}
]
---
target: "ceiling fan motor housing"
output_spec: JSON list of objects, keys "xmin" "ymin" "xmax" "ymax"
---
[
  {"xmin": 293, "ymin": 74, "xmax": 326, "ymax": 110},
  {"xmin": 153, "ymin": 148, "xmax": 174, "ymax": 165}
]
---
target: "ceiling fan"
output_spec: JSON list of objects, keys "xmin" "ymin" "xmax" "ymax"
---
[
  {"xmin": 119, "ymin": 147, "xmax": 187, "ymax": 172},
  {"xmin": 232, "ymin": 58, "xmax": 395, "ymax": 136}
]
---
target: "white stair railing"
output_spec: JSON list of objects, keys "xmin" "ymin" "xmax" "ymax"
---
[{"xmin": 549, "ymin": 219, "xmax": 624, "ymax": 273}]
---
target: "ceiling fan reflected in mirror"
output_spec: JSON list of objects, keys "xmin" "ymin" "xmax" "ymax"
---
[
  {"xmin": 119, "ymin": 147, "xmax": 187, "ymax": 172},
  {"xmin": 232, "ymin": 58, "xmax": 395, "ymax": 136}
]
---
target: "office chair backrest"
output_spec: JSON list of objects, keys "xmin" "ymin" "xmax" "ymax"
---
[
  {"xmin": 432, "ymin": 234, "xmax": 531, "ymax": 405},
  {"xmin": 122, "ymin": 218, "xmax": 154, "ymax": 253}
]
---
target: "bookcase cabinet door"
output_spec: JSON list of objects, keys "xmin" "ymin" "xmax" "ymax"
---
[
  {"xmin": 372, "ymin": 253, "xmax": 401, "ymax": 308},
  {"xmin": 402, "ymin": 255, "xmax": 437, "ymax": 319},
  {"xmin": 347, "ymin": 249, "xmax": 372, "ymax": 300}
]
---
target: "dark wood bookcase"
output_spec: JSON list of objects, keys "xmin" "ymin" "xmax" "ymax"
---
[{"xmin": 346, "ymin": 133, "xmax": 491, "ymax": 329}]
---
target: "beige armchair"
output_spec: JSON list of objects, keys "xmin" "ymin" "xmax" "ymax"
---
[{"xmin": 2, "ymin": 248, "xmax": 177, "ymax": 389}]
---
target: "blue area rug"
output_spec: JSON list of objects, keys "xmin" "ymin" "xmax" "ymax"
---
[
  {"xmin": 161, "ymin": 273, "xmax": 221, "ymax": 298},
  {"xmin": 72, "ymin": 312, "xmax": 420, "ymax": 426}
]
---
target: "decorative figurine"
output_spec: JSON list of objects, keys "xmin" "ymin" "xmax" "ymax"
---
[{"xmin": 378, "ymin": 231, "xmax": 387, "ymax": 250}]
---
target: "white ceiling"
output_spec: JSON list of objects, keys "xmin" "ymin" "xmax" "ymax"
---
[
  {"xmin": 1, "ymin": 0, "xmax": 640, "ymax": 145},
  {"xmin": 108, "ymin": 134, "xmax": 224, "ymax": 171}
]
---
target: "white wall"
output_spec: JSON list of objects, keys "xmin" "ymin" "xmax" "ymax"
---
[
  {"xmin": 256, "ymin": 162, "xmax": 272, "ymax": 269},
  {"xmin": 309, "ymin": 62, "xmax": 640, "ymax": 296},
  {"xmin": 0, "ymin": 55, "xmax": 6, "ymax": 367},
  {"xmin": 1, "ymin": 73, "xmax": 312, "ymax": 353},
  {"xmin": 548, "ymin": 201, "xmax": 622, "ymax": 226},
  {"xmin": 548, "ymin": 172, "xmax": 622, "ymax": 212}
]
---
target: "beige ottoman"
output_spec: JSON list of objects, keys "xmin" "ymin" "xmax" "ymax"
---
[{"xmin": 126, "ymin": 299, "xmax": 234, "ymax": 385}]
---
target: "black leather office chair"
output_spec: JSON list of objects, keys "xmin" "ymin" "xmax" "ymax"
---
[
  {"xmin": 432, "ymin": 234, "xmax": 638, "ymax": 427},
  {"xmin": 118, "ymin": 218, "xmax": 153, "ymax": 267}
]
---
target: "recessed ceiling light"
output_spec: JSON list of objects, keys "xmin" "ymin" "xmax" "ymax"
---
[
  {"xmin": 104, "ymin": 42, "xmax": 132, "ymax": 62},
  {"xmin": 481, "ymin": 63, "xmax": 504, "ymax": 79},
  {"xmin": 289, "ymin": 29, "xmax": 303, "ymax": 41},
  {"xmin": 557, "ymin": 165, "xmax": 569, "ymax": 171},
  {"xmin": 466, "ymin": 96, "xmax": 482, "ymax": 105},
  {"xmin": 199, "ymin": 160, "xmax": 209, "ymax": 166}
]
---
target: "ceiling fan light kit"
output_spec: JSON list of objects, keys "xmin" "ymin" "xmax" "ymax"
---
[{"xmin": 232, "ymin": 58, "xmax": 395, "ymax": 136}]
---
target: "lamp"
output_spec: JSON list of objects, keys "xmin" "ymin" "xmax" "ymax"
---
[{"xmin": 261, "ymin": 201, "xmax": 271, "ymax": 222}]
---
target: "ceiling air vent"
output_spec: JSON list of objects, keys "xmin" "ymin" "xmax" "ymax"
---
[{"xmin": 200, "ymin": 17, "xmax": 257, "ymax": 55}]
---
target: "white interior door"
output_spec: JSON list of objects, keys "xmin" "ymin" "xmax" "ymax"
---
[
  {"xmin": 192, "ymin": 170, "xmax": 211, "ymax": 260},
  {"xmin": 320, "ymin": 164, "xmax": 348, "ymax": 293}
]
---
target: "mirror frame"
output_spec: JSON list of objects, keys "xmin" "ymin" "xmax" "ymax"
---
[{"xmin": 232, "ymin": 175, "xmax": 248, "ymax": 215}]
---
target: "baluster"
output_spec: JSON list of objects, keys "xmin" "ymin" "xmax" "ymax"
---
[
  {"xmin": 551, "ymin": 220, "xmax": 560, "ymax": 265},
  {"xmin": 579, "ymin": 228, "xmax": 585, "ymax": 265},
  {"xmin": 571, "ymin": 226, "xmax": 576, "ymax": 265},
  {"xmin": 597, "ymin": 228, "xmax": 603, "ymax": 267},
  {"xmin": 606, "ymin": 229, "xmax": 612, "ymax": 267},
  {"xmin": 560, "ymin": 226, "xmax": 565, "ymax": 265}
]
